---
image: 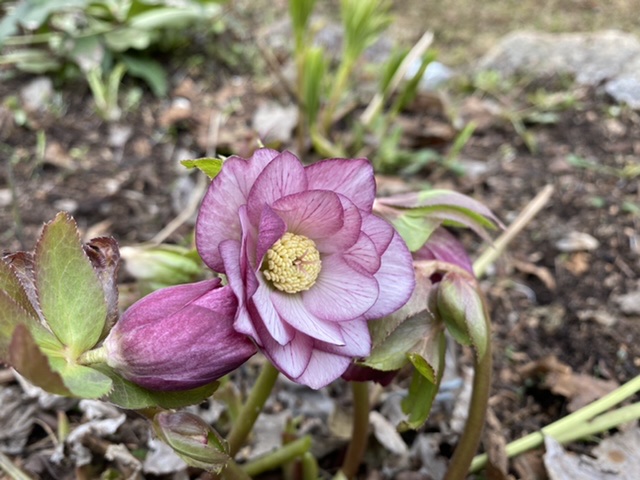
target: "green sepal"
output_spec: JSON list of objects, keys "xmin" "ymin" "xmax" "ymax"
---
[
  {"xmin": 35, "ymin": 212, "xmax": 108, "ymax": 358},
  {"xmin": 93, "ymin": 364, "xmax": 219, "ymax": 410},
  {"xmin": 180, "ymin": 158, "xmax": 223, "ymax": 179},
  {"xmin": 399, "ymin": 331, "xmax": 446, "ymax": 431}
]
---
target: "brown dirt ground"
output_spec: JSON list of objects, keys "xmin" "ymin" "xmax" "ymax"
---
[{"xmin": 1, "ymin": 4, "xmax": 639, "ymax": 479}]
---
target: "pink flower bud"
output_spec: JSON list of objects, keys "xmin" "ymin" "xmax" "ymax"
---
[{"xmin": 104, "ymin": 279, "xmax": 256, "ymax": 390}]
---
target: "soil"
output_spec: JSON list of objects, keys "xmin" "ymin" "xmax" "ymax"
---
[{"xmin": 1, "ymin": 2, "xmax": 639, "ymax": 479}]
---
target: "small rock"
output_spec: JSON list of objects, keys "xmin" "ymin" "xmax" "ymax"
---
[
  {"xmin": 0, "ymin": 189, "xmax": 11, "ymax": 207},
  {"xmin": 555, "ymin": 231, "xmax": 600, "ymax": 252},
  {"xmin": 577, "ymin": 309, "xmax": 617, "ymax": 327},
  {"xmin": 614, "ymin": 290, "xmax": 640, "ymax": 315},
  {"xmin": 20, "ymin": 77, "xmax": 53, "ymax": 112}
]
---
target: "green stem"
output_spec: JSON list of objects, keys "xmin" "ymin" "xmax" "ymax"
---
[
  {"xmin": 443, "ymin": 308, "xmax": 492, "ymax": 480},
  {"xmin": 221, "ymin": 459, "xmax": 253, "ymax": 480},
  {"xmin": 320, "ymin": 58, "xmax": 354, "ymax": 134},
  {"xmin": 227, "ymin": 361, "xmax": 280, "ymax": 456},
  {"xmin": 301, "ymin": 451, "xmax": 319, "ymax": 480},
  {"xmin": 242, "ymin": 436, "xmax": 312, "ymax": 477},
  {"xmin": 470, "ymin": 375, "xmax": 640, "ymax": 472},
  {"xmin": 77, "ymin": 346, "xmax": 108, "ymax": 365},
  {"xmin": 340, "ymin": 381, "xmax": 370, "ymax": 479}
]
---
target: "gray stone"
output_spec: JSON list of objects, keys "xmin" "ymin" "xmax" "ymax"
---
[{"xmin": 477, "ymin": 30, "xmax": 640, "ymax": 109}]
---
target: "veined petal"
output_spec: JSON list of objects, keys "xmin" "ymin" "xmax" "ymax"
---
[
  {"xmin": 234, "ymin": 304, "xmax": 259, "ymax": 343},
  {"xmin": 253, "ymin": 280, "xmax": 294, "ymax": 345},
  {"xmin": 414, "ymin": 227, "xmax": 474, "ymax": 274},
  {"xmin": 344, "ymin": 231, "xmax": 381, "ymax": 274},
  {"xmin": 196, "ymin": 149, "xmax": 279, "ymax": 272},
  {"xmin": 361, "ymin": 214, "xmax": 394, "ymax": 256},
  {"xmin": 272, "ymin": 190, "xmax": 344, "ymax": 239},
  {"xmin": 306, "ymin": 158, "xmax": 376, "ymax": 213},
  {"xmin": 247, "ymin": 151, "xmax": 308, "ymax": 224},
  {"xmin": 219, "ymin": 240, "xmax": 245, "ymax": 302},
  {"xmin": 256, "ymin": 206, "xmax": 287, "ymax": 267},
  {"xmin": 256, "ymin": 326, "xmax": 313, "ymax": 379},
  {"xmin": 364, "ymin": 231, "xmax": 415, "ymax": 320},
  {"xmin": 303, "ymin": 254, "xmax": 379, "ymax": 321},
  {"xmin": 294, "ymin": 349, "xmax": 352, "ymax": 389},
  {"xmin": 314, "ymin": 195, "xmax": 362, "ymax": 253},
  {"xmin": 271, "ymin": 291, "xmax": 345, "ymax": 345},
  {"xmin": 315, "ymin": 318, "xmax": 371, "ymax": 357}
]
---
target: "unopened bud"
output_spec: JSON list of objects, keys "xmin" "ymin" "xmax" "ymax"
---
[
  {"xmin": 153, "ymin": 411, "xmax": 229, "ymax": 472},
  {"xmin": 104, "ymin": 279, "xmax": 256, "ymax": 390}
]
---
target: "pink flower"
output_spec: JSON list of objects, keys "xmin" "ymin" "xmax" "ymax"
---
[
  {"xmin": 104, "ymin": 279, "xmax": 257, "ymax": 391},
  {"xmin": 196, "ymin": 149, "xmax": 415, "ymax": 388}
]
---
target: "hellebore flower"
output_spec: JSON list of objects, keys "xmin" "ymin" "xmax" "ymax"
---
[
  {"xmin": 196, "ymin": 149, "xmax": 415, "ymax": 389},
  {"xmin": 103, "ymin": 279, "xmax": 257, "ymax": 391}
]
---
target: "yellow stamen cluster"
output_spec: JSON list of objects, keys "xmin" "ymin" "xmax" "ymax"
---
[{"xmin": 262, "ymin": 232, "xmax": 321, "ymax": 294}]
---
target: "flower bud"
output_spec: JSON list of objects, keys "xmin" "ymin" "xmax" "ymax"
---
[
  {"xmin": 342, "ymin": 363, "xmax": 398, "ymax": 386},
  {"xmin": 153, "ymin": 411, "xmax": 229, "ymax": 472},
  {"xmin": 436, "ymin": 272, "xmax": 489, "ymax": 359},
  {"xmin": 104, "ymin": 279, "xmax": 256, "ymax": 390}
]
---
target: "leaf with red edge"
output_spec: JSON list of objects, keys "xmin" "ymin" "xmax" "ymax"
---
[
  {"xmin": 35, "ymin": 212, "xmax": 107, "ymax": 357},
  {"xmin": 83, "ymin": 236, "xmax": 121, "ymax": 340},
  {"xmin": 0, "ymin": 254, "xmax": 40, "ymax": 319},
  {"xmin": 9, "ymin": 325, "xmax": 72, "ymax": 397}
]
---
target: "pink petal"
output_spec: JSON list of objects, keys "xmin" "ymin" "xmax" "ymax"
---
[
  {"xmin": 316, "ymin": 318, "xmax": 371, "ymax": 357},
  {"xmin": 196, "ymin": 149, "xmax": 279, "ymax": 272},
  {"xmin": 272, "ymin": 190, "xmax": 344, "ymax": 239},
  {"xmin": 306, "ymin": 158, "xmax": 376, "ymax": 213},
  {"xmin": 361, "ymin": 214, "xmax": 394, "ymax": 256},
  {"xmin": 344, "ymin": 231, "xmax": 381, "ymax": 274},
  {"xmin": 303, "ymin": 254, "xmax": 379, "ymax": 321},
  {"xmin": 313, "ymin": 194, "xmax": 362, "ymax": 253},
  {"xmin": 252, "ymin": 280, "xmax": 294, "ymax": 345},
  {"xmin": 271, "ymin": 291, "xmax": 345, "ymax": 345},
  {"xmin": 257, "ymin": 327, "xmax": 313, "ymax": 379},
  {"xmin": 219, "ymin": 239, "xmax": 245, "ymax": 301},
  {"xmin": 255, "ymin": 206, "xmax": 287, "ymax": 267},
  {"xmin": 233, "ymin": 304, "xmax": 260, "ymax": 343},
  {"xmin": 247, "ymin": 151, "xmax": 308, "ymax": 224},
  {"xmin": 294, "ymin": 349, "xmax": 352, "ymax": 389},
  {"xmin": 414, "ymin": 227, "xmax": 474, "ymax": 274},
  {"xmin": 364, "ymin": 231, "xmax": 415, "ymax": 320}
]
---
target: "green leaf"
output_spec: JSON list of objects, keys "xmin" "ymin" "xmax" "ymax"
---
[
  {"xmin": 94, "ymin": 364, "xmax": 219, "ymax": 410},
  {"xmin": 180, "ymin": 158, "xmax": 223, "ymax": 179},
  {"xmin": 35, "ymin": 212, "xmax": 107, "ymax": 358},
  {"xmin": 104, "ymin": 28, "xmax": 153, "ymax": 51},
  {"xmin": 0, "ymin": 290, "xmax": 40, "ymax": 361},
  {"xmin": 391, "ymin": 210, "xmax": 441, "ymax": 251},
  {"xmin": 9, "ymin": 325, "xmax": 72, "ymax": 397},
  {"xmin": 52, "ymin": 361, "xmax": 113, "ymax": 399},
  {"xmin": 121, "ymin": 54, "xmax": 168, "ymax": 97},
  {"xmin": 399, "ymin": 331, "xmax": 446, "ymax": 431},
  {"xmin": 0, "ymin": 256, "xmax": 38, "ymax": 319}
]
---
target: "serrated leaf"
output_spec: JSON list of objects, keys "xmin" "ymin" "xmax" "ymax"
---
[
  {"xmin": 94, "ymin": 364, "xmax": 219, "ymax": 410},
  {"xmin": 0, "ymin": 290, "xmax": 40, "ymax": 360},
  {"xmin": 180, "ymin": 158, "xmax": 223, "ymax": 179},
  {"xmin": 35, "ymin": 212, "xmax": 107, "ymax": 358},
  {"xmin": 83, "ymin": 237, "xmax": 121, "ymax": 340},
  {"xmin": 399, "ymin": 331, "xmax": 446, "ymax": 431},
  {"xmin": 0, "ymin": 256, "xmax": 38, "ymax": 319},
  {"xmin": 9, "ymin": 325, "xmax": 72, "ymax": 397}
]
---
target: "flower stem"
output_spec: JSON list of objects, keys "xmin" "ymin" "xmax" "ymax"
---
[
  {"xmin": 242, "ymin": 436, "xmax": 312, "ymax": 477},
  {"xmin": 77, "ymin": 346, "xmax": 108, "ymax": 365},
  {"xmin": 340, "ymin": 381, "xmax": 370, "ymax": 479},
  {"xmin": 227, "ymin": 361, "xmax": 280, "ymax": 457},
  {"xmin": 470, "ymin": 375, "xmax": 640, "ymax": 472},
  {"xmin": 221, "ymin": 459, "xmax": 253, "ymax": 480},
  {"xmin": 443, "ymin": 306, "xmax": 492, "ymax": 480}
]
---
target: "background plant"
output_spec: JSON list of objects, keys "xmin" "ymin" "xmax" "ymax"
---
[{"xmin": 0, "ymin": 0, "xmax": 226, "ymax": 119}]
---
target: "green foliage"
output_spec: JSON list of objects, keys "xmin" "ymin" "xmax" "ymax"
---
[
  {"xmin": 180, "ymin": 157, "xmax": 224, "ymax": 179},
  {"xmin": 0, "ymin": 0, "xmax": 225, "ymax": 117}
]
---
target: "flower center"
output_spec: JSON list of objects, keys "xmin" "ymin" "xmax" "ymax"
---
[{"xmin": 262, "ymin": 232, "xmax": 321, "ymax": 294}]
